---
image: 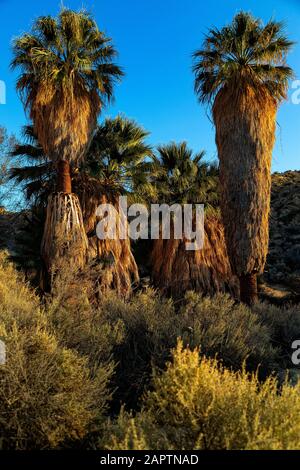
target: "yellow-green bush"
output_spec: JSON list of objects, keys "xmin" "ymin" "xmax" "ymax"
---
[
  {"xmin": 180, "ymin": 292, "xmax": 278, "ymax": 373},
  {"xmin": 0, "ymin": 251, "xmax": 44, "ymax": 329},
  {"xmin": 47, "ymin": 271, "xmax": 125, "ymax": 370},
  {"xmin": 0, "ymin": 253, "xmax": 114, "ymax": 449},
  {"xmin": 1, "ymin": 251, "xmax": 300, "ymax": 450},
  {"xmin": 101, "ymin": 341, "xmax": 300, "ymax": 450},
  {"xmin": 47, "ymin": 267, "xmax": 179, "ymax": 409}
]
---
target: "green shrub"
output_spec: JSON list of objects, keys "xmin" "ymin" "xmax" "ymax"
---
[
  {"xmin": 181, "ymin": 292, "xmax": 278, "ymax": 374},
  {"xmin": 44, "ymin": 257, "xmax": 295, "ymax": 413},
  {"xmin": 90, "ymin": 290, "xmax": 278, "ymax": 408},
  {"xmin": 96, "ymin": 290, "xmax": 179, "ymax": 409},
  {"xmin": 0, "ymin": 251, "xmax": 45, "ymax": 329},
  {"xmin": 2, "ymin": 251, "xmax": 299, "ymax": 450},
  {"xmin": 0, "ymin": 324, "xmax": 113, "ymax": 449},
  {"xmin": 101, "ymin": 341, "xmax": 300, "ymax": 450},
  {"xmin": 0, "ymin": 253, "xmax": 114, "ymax": 449},
  {"xmin": 254, "ymin": 302, "xmax": 300, "ymax": 368},
  {"xmin": 48, "ymin": 282, "xmax": 281, "ymax": 410}
]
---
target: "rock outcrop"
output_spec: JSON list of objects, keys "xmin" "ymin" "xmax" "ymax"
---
[{"xmin": 263, "ymin": 171, "xmax": 300, "ymax": 296}]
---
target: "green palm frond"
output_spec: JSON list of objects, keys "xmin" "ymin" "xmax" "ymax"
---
[
  {"xmin": 9, "ymin": 125, "xmax": 55, "ymax": 203},
  {"xmin": 150, "ymin": 142, "xmax": 219, "ymax": 207},
  {"xmin": 193, "ymin": 11, "xmax": 294, "ymax": 105},
  {"xmin": 83, "ymin": 115, "xmax": 153, "ymax": 197},
  {"xmin": 12, "ymin": 9, "xmax": 124, "ymax": 104},
  {"xmin": 11, "ymin": 8, "xmax": 124, "ymax": 163}
]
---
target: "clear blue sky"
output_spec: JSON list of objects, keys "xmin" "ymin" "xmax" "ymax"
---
[{"xmin": 0, "ymin": 0, "xmax": 299, "ymax": 172}]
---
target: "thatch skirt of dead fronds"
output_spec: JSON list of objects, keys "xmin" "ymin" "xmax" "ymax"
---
[
  {"xmin": 150, "ymin": 214, "xmax": 239, "ymax": 299},
  {"xmin": 31, "ymin": 83, "xmax": 99, "ymax": 164},
  {"xmin": 75, "ymin": 177, "xmax": 139, "ymax": 297},
  {"xmin": 41, "ymin": 192, "xmax": 88, "ymax": 275},
  {"xmin": 213, "ymin": 83, "xmax": 277, "ymax": 277}
]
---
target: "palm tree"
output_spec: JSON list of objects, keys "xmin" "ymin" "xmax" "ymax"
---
[
  {"xmin": 149, "ymin": 142, "xmax": 238, "ymax": 298},
  {"xmin": 76, "ymin": 116, "xmax": 154, "ymax": 295},
  {"xmin": 11, "ymin": 8, "xmax": 123, "ymax": 273},
  {"xmin": 80, "ymin": 115, "xmax": 154, "ymax": 201},
  {"xmin": 9, "ymin": 117, "xmax": 153, "ymax": 295},
  {"xmin": 193, "ymin": 12, "xmax": 294, "ymax": 304},
  {"xmin": 151, "ymin": 142, "xmax": 219, "ymax": 206}
]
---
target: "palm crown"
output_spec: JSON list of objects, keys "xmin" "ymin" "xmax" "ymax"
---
[
  {"xmin": 11, "ymin": 9, "xmax": 124, "ymax": 163},
  {"xmin": 151, "ymin": 142, "xmax": 219, "ymax": 207},
  {"xmin": 193, "ymin": 11, "xmax": 294, "ymax": 105},
  {"xmin": 82, "ymin": 116, "xmax": 154, "ymax": 199}
]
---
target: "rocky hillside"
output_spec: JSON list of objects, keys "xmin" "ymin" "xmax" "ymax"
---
[{"xmin": 263, "ymin": 171, "xmax": 300, "ymax": 297}]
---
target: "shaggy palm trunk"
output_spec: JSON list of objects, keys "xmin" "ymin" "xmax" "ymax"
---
[{"xmin": 213, "ymin": 85, "xmax": 277, "ymax": 306}]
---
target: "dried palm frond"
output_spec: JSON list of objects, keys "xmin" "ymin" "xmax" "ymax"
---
[
  {"xmin": 31, "ymin": 83, "xmax": 100, "ymax": 164},
  {"xmin": 76, "ymin": 178, "xmax": 139, "ymax": 296},
  {"xmin": 41, "ymin": 193, "xmax": 88, "ymax": 276},
  {"xmin": 151, "ymin": 214, "xmax": 239, "ymax": 298}
]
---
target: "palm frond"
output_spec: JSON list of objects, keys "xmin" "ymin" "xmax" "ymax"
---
[
  {"xmin": 11, "ymin": 8, "xmax": 124, "ymax": 164},
  {"xmin": 193, "ymin": 11, "xmax": 294, "ymax": 105}
]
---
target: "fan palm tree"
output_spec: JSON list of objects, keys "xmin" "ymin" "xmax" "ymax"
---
[
  {"xmin": 193, "ymin": 12, "xmax": 294, "ymax": 304},
  {"xmin": 11, "ymin": 8, "xmax": 123, "ymax": 273},
  {"xmin": 151, "ymin": 142, "xmax": 219, "ymax": 206},
  {"xmin": 76, "ymin": 116, "xmax": 154, "ymax": 294},
  {"xmin": 9, "ymin": 117, "xmax": 153, "ymax": 294},
  {"xmin": 80, "ymin": 115, "xmax": 154, "ymax": 200},
  {"xmin": 149, "ymin": 142, "xmax": 238, "ymax": 298}
]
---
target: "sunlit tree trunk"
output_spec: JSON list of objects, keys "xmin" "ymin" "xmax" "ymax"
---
[{"xmin": 57, "ymin": 160, "xmax": 72, "ymax": 194}]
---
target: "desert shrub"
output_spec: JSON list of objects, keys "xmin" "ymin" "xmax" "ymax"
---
[
  {"xmin": 48, "ymin": 271, "xmax": 280, "ymax": 410},
  {"xmin": 96, "ymin": 290, "xmax": 180, "ymax": 409},
  {"xmin": 0, "ymin": 323, "xmax": 113, "ymax": 449},
  {"xmin": 101, "ymin": 341, "xmax": 300, "ymax": 450},
  {"xmin": 49, "ymin": 275, "xmax": 180, "ymax": 410},
  {"xmin": 181, "ymin": 292, "xmax": 278, "ymax": 373},
  {"xmin": 47, "ymin": 260, "xmax": 125, "ymax": 369},
  {"xmin": 0, "ymin": 252, "xmax": 114, "ymax": 449},
  {"xmin": 253, "ymin": 302, "xmax": 300, "ymax": 368},
  {"xmin": 97, "ymin": 291, "xmax": 279, "ymax": 408},
  {"xmin": 0, "ymin": 251, "xmax": 45, "ymax": 329}
]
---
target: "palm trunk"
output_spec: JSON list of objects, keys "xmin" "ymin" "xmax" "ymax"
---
[
  {"xmin": 239, "ymin": 273, "xmax": 258, "ymax": 306},
  {"xmin": 57, "ymin": 160, "xmax": 72, "ymax": 193},
  {"xmin": 213, "ymin": 86, "xmax": 277, "ymax": 306},
  {"xmin": 41, "ymin": 159, "xmax": 88, "ymax": 278}
]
